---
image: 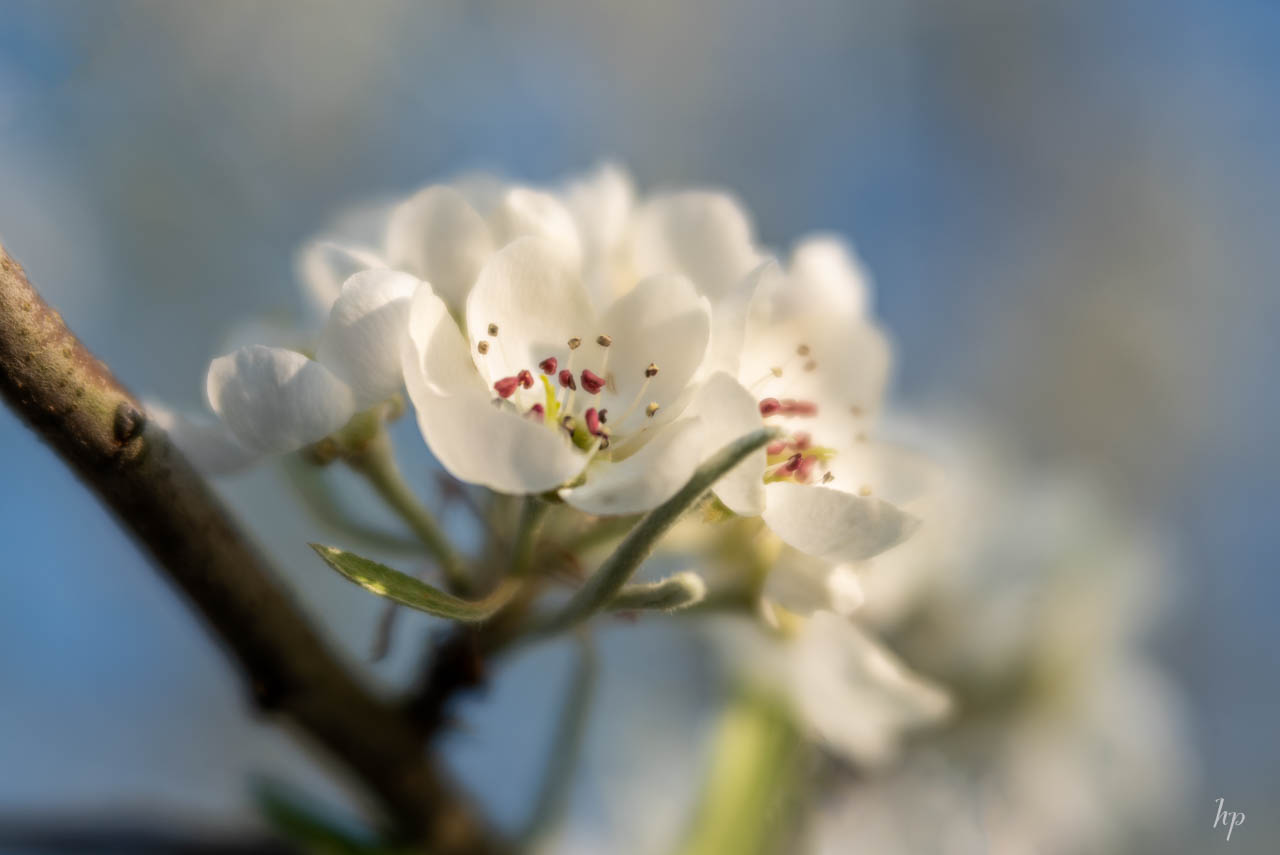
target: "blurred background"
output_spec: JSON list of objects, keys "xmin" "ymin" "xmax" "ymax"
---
[{"xmin": 0, "ymin": 0, "xmax": 1276, "ymax": 852}]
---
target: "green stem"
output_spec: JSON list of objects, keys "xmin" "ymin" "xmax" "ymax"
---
[
  {"xmin": 347, "ymin": 431, "xmax": 470, "ymax": 592},
  {"xmin": 511, "ymin": 495, "xmax": 552, "ymax": 577},
  {"xmin": 528, "ymin": 427, "xmax": 779, "ymax": 639}
]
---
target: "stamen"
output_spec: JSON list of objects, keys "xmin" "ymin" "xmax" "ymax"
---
[
  {"xmin": 596, "ymin": 334, "xmax": 612, "ymax": 347},
  {"xmin": 584, "ymin": 407, "xmax": 604, "ymax": 436},
  {"xmin": 539, "ymin": 356, "xmax": 558, "ymax": 374},
  {"xmin": 494, "ymin": 376, "xmax": 519, "ymax": 398},
  {"xmin": 771, "ymin": 366, "xmax": 783, "ymax": 377},
  {"xmin": 792, "ymin": 432, "xmax": 812, "ymax": 450},
  {"xmin": 598, "ymin": 408, "xmax": 608, "ymax": 424},
  {"xmin": 558, "ymin": 369, "xmax": 577, "ymax": 390},
  {"xmin": 645, "ymin": 362, "xmax": 659, "ymax": 378},
  {"xmin": 646, "ymin": 402, "xmax": 660, "ymax": 417},
  {"xmin": 759, "ymin": 398, "xmax": 782, "ymax": 416},
  {"xmin": 796, "ymin": 456, "xmax": 816, "ymax": 483},
  {"xmin": 822, "ymin": 472, "xmax": 835, "ymax": 484},
  {"xmin": 784, "ymin": 453, "xmax": 803, "ymax": 473},
  {"xmin": 568, "ymin": 337, "xmax": 582, "ymax": 350},
  {"xmin": 581, "ymin": 370, "xmax": 606, "ymax": 394},
  {"xmin": 488, "ymin": 323, "xmax": 499, "ymax": 336},
  {"xmin": 780, "ymin": 399, "xmax": 818, "ymax": 417},
  {"xmin": 517, "ymin": 369, "xmax": 535, "ymax": 389},
  {"xmin": 477, "ymin": 341, "xmax": 490, "ymax": 355},
  {"xmin": 803, "ymin": 359, "xmax": 817, "ymax": 372},
  {"xmin": 527, "ymin": 403, "xmax": 545, "ymax": 421},
  {"xmin": 796, "ymin": 344, "xmax": 810, "ymax": 356},
  {"xmin": 766, "ymin": 440, "xmax": 786, "ymax": 456}
]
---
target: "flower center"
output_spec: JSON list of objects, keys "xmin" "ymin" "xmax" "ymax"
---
[{"xmin": 478, "ymin": 326, "xmax": 662, "ymax": 457}]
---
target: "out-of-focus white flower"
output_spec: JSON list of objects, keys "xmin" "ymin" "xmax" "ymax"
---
[
  {"xmin": 803, "ymin": 450, "xmax": 1192, "ymax": 855},
  {"xmin": 708, "ymin": 611, "xmax": 950, "ymax": 769},
  {"xmin": 202, "ymin": 269, "xmax": 420, "ymax": 457},
  {"xmin": 401, "ymin": 236, "xmax": 715, "ymax": 513}
]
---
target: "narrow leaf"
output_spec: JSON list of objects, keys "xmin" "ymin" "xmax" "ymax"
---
[
  {"xmin": 608, "ymin": 571, "xmax": 707, "ymax": 612},
  {"xmin": 310, "ymin": 544, "xmax": 514, "ymax": 621}
]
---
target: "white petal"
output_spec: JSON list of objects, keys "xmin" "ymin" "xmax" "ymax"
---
[
  {"xmin": 404, "ymin": 283, "xmax": 486, "ymax": 397},
  {"xmin": 704, "ymin": 259, "xmax": 778, "ymax": 377},
  {"xmin": 144, "ymin": 401, "xmax": 259, "ymax": 474},
  {"xmin": 560, "ymin": 418, "xmax": 704, "ymax": 515},
  {"xmin": 763, "ymin": 482, "xmax": 918, "ymax": 563},
  {"xmin": 631, "ymin": 191, "xmax": 762, "ymax": 300},
  {"xmin": 385, "ymin": 185, "xmax": 495, "ymax": 310},
  {"xmin": 402, "ymin": 362, "xmax": 585, "ymax": 495},
  {"xmin": 742, "ymin": 311, "xmax": 891, "ymax": 419},
  {"xmin": 295, "ymin": 240, "xmax": 386, "ymax": 320},
  {"xmin": 597, "ymin": 273, "xmax": 710, "ymax": 435},
  {"xmin": 465, "ymin": 237, "xmax": 595, "ymax": 384},
  {"xmin": 787, "ymin": 235, "xmax": 871, "ymax": 321},
  {"xmin": 789, "ymin": 612, "xmax": 950, "ymax": 766},
  {"xmin": 206, "ymin": 346, "xmax": 356, "ymax": 454},
  {"xmin": 762, "ymin": 553, "xmax": 864, "ymax": 616},
  {"xmin": 487, "ymin": 187, "xmax": 583, "ymax": 270},
  {"xmin": 315, "ymin": 269, "xmax": 420, "ymax": 407},
  {"xmin": 686, "ymin": 372, "xmax": 765, "ymax": 515},
  {"xmin": 561, "ymin": 161, "xmax": 635, "ymax": 260}
]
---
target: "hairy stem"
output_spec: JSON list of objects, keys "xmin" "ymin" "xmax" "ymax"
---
[
  {"xmin": 528, "ymin": 428, "xmax": 778, "ymax": 639},
  {"xmin": 346, "ymin": 429, "xmax": 470, "ymax": 592}
]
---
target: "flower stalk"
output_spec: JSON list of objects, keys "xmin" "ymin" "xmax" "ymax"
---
[{"xmin": 345, "ymin": 429, "xmax": 471, "ymax": 592}]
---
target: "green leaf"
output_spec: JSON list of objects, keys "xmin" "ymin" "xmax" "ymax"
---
[
  {"xmin": 310, "ymin": 544, "xmax": 515, "ymax": 621},
  {"xmin": 607, "ymin": 571, "xmax": 707, "ymax": 612}
]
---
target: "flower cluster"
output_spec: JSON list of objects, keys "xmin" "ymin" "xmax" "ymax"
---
[{"xmin": 159, "ymin": 164, "xmax": 950, "ymax": 778}]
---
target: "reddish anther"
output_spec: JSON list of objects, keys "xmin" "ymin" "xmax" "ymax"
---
[
  {"xmin": 584, "ymin": 407, "xmax": 603, "ymax": 436},
  {"xmin": 539, "ymin": 356, "xmax": 558, "ymax": 375},
  {"xmin": 517, "ymin": 369, "xmax": 535, "ymax": 389},
  {"xmin": 527, "ymin": 403, "xmax": 545, "ymax": 421},
  {"xmin": 580, "ymin": 369, "xmax": 606, "ymax": 394},
  {"xmin": 784, "ymin": 452, "xmax": 803, "ymax": 472},
  {"xmin": 766, "ymin": 440, "xmax": 786, "ymax": 456},
  {"xmin": 795, "ymin": 456, "xmax": 817, "ymax": 483},
  {"xmin": 558, "ymin": 369, "xmax": 576, "ymax": 390},
  {"xmin": 781, "ymin": 399, "xmax": 818, "ymax": 417},
  {"xmin": 791, "ymin": 432, "xmax": 812, "ymax": 450},
  {"xmin": 759, "ymin": 397, "xmax": 782, "ymax": 416},
  {"xmin": 494, "ymin": 376, "xmax": 520, "ymax": 398}
]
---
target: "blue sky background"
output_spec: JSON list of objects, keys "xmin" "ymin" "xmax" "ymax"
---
[{"xmin": 1, "ymin": 1, "xmax": 1277, "ymax": 851}]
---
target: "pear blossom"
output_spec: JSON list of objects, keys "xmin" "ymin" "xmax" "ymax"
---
[
  {"xmin": 299, "ymin": 173, "xmax": 587, "ymax": 319},
  {"xmin": 658, "ymin": 238, "xmax": 925, "ymax": 623},
  {"xmin": 401, "ymin": 236, "xmax": 714, "ymax": 513},
  {"xmin": 202, "ymin": 268, "xmax": 420, "ymax": 458}
]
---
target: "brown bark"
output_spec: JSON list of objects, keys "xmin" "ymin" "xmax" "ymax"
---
[{"xmin": 0, "ymin": 245, "xmax": 503, "ymax": 854}]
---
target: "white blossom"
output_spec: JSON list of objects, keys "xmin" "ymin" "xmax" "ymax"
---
[
  {"xmin": 401, "ymin": 236, "xmax": 714, "ymax": 512},
  {"xmin": 204, "ymin": 269, "xmax": 419, "ymax": 456}
]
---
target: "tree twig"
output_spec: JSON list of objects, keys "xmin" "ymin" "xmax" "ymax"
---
[{"xmin": 0, "ymin": 245, "xmax": 502, "ymax": 854}]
